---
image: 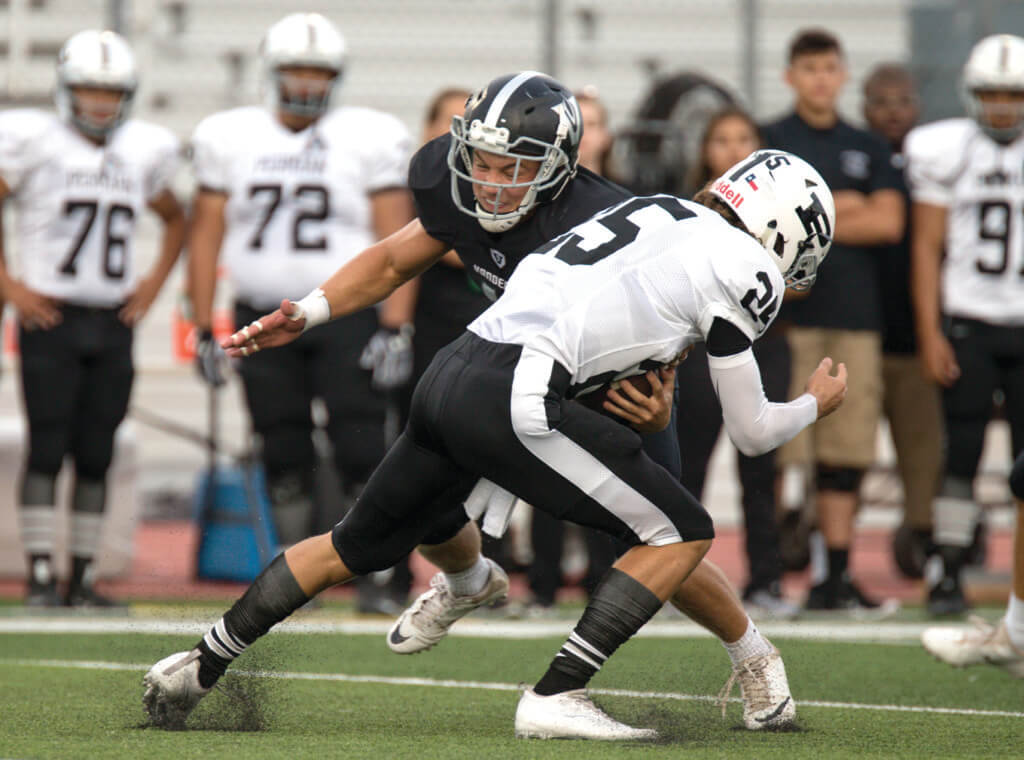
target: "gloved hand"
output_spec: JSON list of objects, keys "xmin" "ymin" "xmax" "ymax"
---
[
  {"xmin": 359, "ymin": 324, "xmax": 414, "ymax": 391},
  {"xmin": 195, "ymin": 328, "xmax": 227, "ymax": 387}
]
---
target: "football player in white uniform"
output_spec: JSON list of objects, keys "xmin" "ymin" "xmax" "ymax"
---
[
  {"xmin": 0, "ymin": 30, "xmax": 184, "ymax": 606},
  {"xmin": 908, "ymin": 34, "xmax": 1024, "ymax": 619},
  {"xmin": 187, "ymin": 13, "xmax": 415, "ymax": 558},
  {"xmin": 911, "ymin": 35, "xmax": 1024, "ymax": 671},
  {"xmin": 143, "ymin": 150, "xmax": 847, "ymax": 738}
]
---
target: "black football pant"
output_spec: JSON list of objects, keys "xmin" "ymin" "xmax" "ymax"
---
[
  {"xmin": 19, "ymin": 304, "xmax": 133, "ymax": 484},
  {"xmin": 943, "ymin": 317, "xmax": 1024, "ymax": 480},
  {"xmin": 333, "ymin": 333, "xmax": 712, "ymax": 575}
]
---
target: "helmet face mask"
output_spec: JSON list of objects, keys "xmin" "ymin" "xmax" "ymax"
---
[
  {"xmin": 272, "ymin": 65, "xmax": 339, "ymax": 119},
  {"xmin": 710, "ymin": 149, "xmax": 835, "ymax": 291},
  {"xmin": 961, "ymin": 34, "xmax": 1024, "ymax": 144},
  {"xmin": 447, "ymin": 71, "xmax": 582, "ymax": 233},
  {"xmin": 261, "ymin": 14, "xmax": 345, "ymax": 121},
  {"xmin": 55, "ymin": 30, "xmax": 137, "ymax": 140}
]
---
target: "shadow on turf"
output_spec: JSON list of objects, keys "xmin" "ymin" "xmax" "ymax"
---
[
  {"xmin": 620, "ymin": 700, "xmax": 807, "ymax": 745},
  {"xmin": 134, "ymin": 650, "xmax": 280, "ymax": 732}
]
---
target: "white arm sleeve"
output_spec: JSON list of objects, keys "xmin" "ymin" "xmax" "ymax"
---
[{"xmin": 707, "ymin": 348, "xmax": 818, "ymax": 457}]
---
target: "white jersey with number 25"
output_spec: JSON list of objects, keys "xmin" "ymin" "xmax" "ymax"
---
[{"xmin": 470, "ymin": 195, "xmax": 784, "ymax": 394}]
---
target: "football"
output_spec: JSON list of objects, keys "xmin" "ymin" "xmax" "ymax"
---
[{"xmin": 575, "ymin": 373, "xmax": 654, "ymax": 416}]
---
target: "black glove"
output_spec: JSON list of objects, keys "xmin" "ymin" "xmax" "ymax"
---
[
  {"xmin": 195, "ymin": 328, "xmax": 227, "ymax": 387},
  {"xmin": 359, "ymin": 324, "xmax": 414, "ymax": 391}
]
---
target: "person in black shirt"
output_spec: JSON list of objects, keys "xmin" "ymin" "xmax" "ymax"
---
[
  {"xmin": 206, "ymin": 72, "xmax": 796, "ymax": 729},
  {"xmin": 861, "ymin": 64, "xmax": 943, "ymax": 580},
  {"xmin": 761, "ymin": 29, "xmax": 904, "ymax": 612}
]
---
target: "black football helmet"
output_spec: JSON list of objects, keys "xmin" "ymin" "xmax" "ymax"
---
[{"xmin": 448, "ymin": 71, "xmax": 582, "ymax": 232}]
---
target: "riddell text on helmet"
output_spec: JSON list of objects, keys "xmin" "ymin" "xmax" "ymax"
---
[{"xmin": 711, "ymin": 178, "xmax": 745, "ymax": 209}]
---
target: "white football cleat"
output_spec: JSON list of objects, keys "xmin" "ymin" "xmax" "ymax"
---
[
  {"xmin": 921, "ymin": 616, "xmax": 1024, "ymax": 678},
  {"xmin": 142, "ymin": 649, "xmax": 212, "ymax": 729},
  {"xmin": 718, "ymin": 646, "xmax": 796, "ymax": 730},
  {"xmin": 387, "ymin": 558, "xmax": 508, "ymax": 654},
  {"xmin": 514, "ymin": 688, "xmax": 658, "ymax": 741}
]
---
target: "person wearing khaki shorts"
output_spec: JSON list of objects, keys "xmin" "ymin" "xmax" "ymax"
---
[
  {"xmin": 762, "ymin": 28, "xmax": 905, "ymax": 612},
  {"xmin": 779, "ymin": 328, "xmax": 881, "ymax": 472}
]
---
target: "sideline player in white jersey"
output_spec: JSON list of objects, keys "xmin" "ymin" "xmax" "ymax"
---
[
  {"xmin": 0, "ymin": 30, "xmax": 184, "ymax": 607},
  {"xmin": 143, "ymin": 150, "xmax": 847, "ymax": 739},
  {"xmin": 187, "ymin": 13, "xmax": 416, "ymax": 558},
  {"xmin": 907, "ymin": 34, "xmax": 1024, "ymax": 617},
  {"xmin": 912, "ymin": 34, "xmax": 1024, "ymax": 673}
]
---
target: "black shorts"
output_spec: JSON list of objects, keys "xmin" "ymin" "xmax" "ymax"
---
[{"xmin": 333, "ymin": 333, "xmax": 712, "ymax": 574}]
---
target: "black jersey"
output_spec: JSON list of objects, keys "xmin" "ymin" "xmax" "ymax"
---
[
  {"xmin": 409, "ymin": 134, "xmax": 632, "ymax": 301},
  {"xmin": 761, "ymin": 112, "xmax": 901, "ymax": 331}
]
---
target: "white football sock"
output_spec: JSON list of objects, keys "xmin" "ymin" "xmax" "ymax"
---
[
  {"xmin": 1004, "ymin": 593, "xmax": 1024, "ymax": 651},
  {"xmin": 722, "ymin": 617, "xmax": 774, "ymax": 665},
  {"xmin": 444, "ymin": 556, "xmax": 491, "ymax": 597}
]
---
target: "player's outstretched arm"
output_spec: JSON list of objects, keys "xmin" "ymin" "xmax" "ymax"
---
[{"xmin": 224, "ymin": 219, "xmax": 448, "ymax": 357}]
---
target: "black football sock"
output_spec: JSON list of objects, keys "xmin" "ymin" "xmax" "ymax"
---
[
  {"xmin": 534, "ymin": 568, "xmax": 663, "ymax": 696},
  {"xmin": 195, "ymin": 554, "xmax": 310, "ymax": 688}
]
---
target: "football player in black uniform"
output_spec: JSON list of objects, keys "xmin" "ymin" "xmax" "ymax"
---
[{"xmin": 155, "ymin": 73, "xmax": 793, "ymax": 728}]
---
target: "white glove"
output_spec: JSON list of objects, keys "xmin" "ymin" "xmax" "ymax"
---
[
  {"xmin": 464, "ymin": 477, "xmax": 520, "ymax": 538},
  {"xmin": 359, "ymin": 324, "xmax": 414, "ymax": 391}
]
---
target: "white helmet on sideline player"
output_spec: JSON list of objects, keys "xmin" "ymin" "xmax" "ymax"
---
[
  {"xmin": 260, "ymin": 13, "xmax": 345, "ymax": 119},
  {"xmin": 709, "ymin": 149, "xmax": 834, "ymax": 291},
  {"xmin": 960, "ymin": 34, "xmax": 1024, "ymax": 144},
  {"xmin": 55, "ymin": 30, "xmax": 137, "ymax": 139}
]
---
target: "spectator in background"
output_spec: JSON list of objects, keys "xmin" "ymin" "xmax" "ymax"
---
[
  {"xmin": 906, "ymin": 34, "xmax": 1024, "ymax": 616},
  {"xmin": 674, "ymin": 107, "xmax": 798, "ymax": 620},
  {"xmin": 526, "ymin": 87, "xmax": 618, "ymax": 612},
  {"xmin": 0, "ymin": 30, "xmax": 185, "ymax": 606},
  {"xmin": 188, "ymin": 14, "xmax": 416, "ymax": 572},
  {"xmin": 762, "ymin": 28, "xmax": 904, "ymax": 613},
  {"xmin": 861, "ymin": 63, "xmax": 944, "ymax": 580}
]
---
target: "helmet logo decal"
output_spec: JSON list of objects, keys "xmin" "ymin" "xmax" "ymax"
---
[
  {"xmin": 796, "ymin": 191, "xmax": 832, "ymax": 238},
  {"xmin": 551, "ymin": 99, "xmax": 582, "ymax": 143},
  {"xmin": 744, "ymin": 173, "xmax": 759, "ymax": 190}
]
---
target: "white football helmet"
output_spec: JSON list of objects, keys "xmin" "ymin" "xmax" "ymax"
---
[
  {"xmin": 709, "ymin": 150, "xmax": 834, "ymax": 291},
  {"xmin": 55, "ymin": 30, "xmax": 137, "ymax": 139},
  {"xmin": 260, "ymin": 13, "xmax": 345, "ymax": 119},
  {"xmin": 960, "ymin": 34, "xmax": 1024, "ymax": 144}
]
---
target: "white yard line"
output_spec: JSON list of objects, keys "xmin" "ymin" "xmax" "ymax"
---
[
  {"xmin": 0, "ymin": 616, "xmax": 946, "ymax": 643},
  {"xmin": 2, "ymin": 657, "xmax": 1022, "ymax": 720}
]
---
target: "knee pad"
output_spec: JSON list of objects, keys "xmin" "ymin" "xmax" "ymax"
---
[
  {"xmin": 816, "ymin": 464, "xmax": 863, "ymax": 493},
  {"xmin": 1011, "ymin": 452, "xmax": 1024, "ymax": 502}
]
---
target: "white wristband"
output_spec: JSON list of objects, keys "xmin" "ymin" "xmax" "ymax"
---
[{"xmin": 290, "ymin": 288, "xmax": 331, "ymax": 332}]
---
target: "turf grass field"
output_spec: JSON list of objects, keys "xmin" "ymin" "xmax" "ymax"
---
[{"xmin": 0, "ymin": 608, "xmax": 1022, "ymax": 759}]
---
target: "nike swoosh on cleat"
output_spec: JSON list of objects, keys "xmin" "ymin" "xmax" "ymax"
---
[
  {"xmin": 389, "ymin": 626, "xmax": 411, "ymax": 646},
  {"xmin": 755, "ymin": 697, "xmax": 791, "ymax": 723}
]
